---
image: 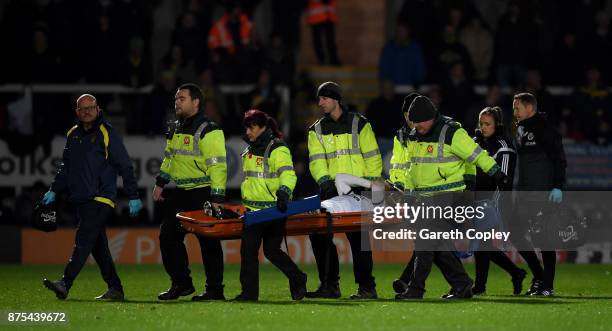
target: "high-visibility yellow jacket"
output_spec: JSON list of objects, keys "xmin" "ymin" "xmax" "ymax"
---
[
  {"xmin": 405, "ymin": 115, "xmax": 499, "ymax": 194},
  {"xmin": 308, "ymin": 111, "xmax": 382, "ymax": 185},
  {"xmin": 389, "ymin": 125, "xmax": 413, "ymax": 191},
  {"xmin": 241, "ymin": 130, "xmax": 297, "ymax": 211},
  {"xmin": 156, "ymin": 111, "xmax": 227, "ymax": 201}
]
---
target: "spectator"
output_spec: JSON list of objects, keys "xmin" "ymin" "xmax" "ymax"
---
[
  {"xmin": 583, "ymin": 11, "xmax": 611, "ymax": 82},
  {"xmin": 444, "ymin": 7, "xmax": 465, "ymax": 38},
  {"xmin": 242, "ymin": 70, "xmax": 281, "ymax": 119},
  {"xmin": 271, "ymin": 0, "xmax": 306, "ymax": 53},
  {"xmin": 208, "ymin": 3, "xmax": 259, "ymax": 83},
  {"xmin": 28, "ymin": 28, "xmax": 61, "ymax": 83},
  {"xmin": 305, "ymin": 0, "xmax": 340, "ymax": 65},
  {"xmin": 426, "ymin": 85, "xmax": 443, "ymax": 109},
  {"xmin": 264, "ymin": 33, "xmax": 296, "ymax": 85},
  {"xmin": 162, "ymin": 44, "xmax": 198, "ymax": 85},
  {"xmin": 433, "ymin": 25, "xmax": 474, "ymax": 82},
  {"xmin": 121, "ymin": 36, "xmax": 153, "ymax": 87},
  {"xmin": 570, "ymin": 67, "xmax": 611, "ymax": 143},
  {"xmin": 522, "ymin": 69, "xmax": 556, "ymax": 122},
  {"xmin": 594, "ymin": 121, "xmax": 611, "ymax": 146},
  {"xmin": 207, "ymin": 4, "xmax": 253, "ymax": 56},
  {"xmin": 397, "ymin": 0, "xmax": 441, "ymax": 65},
  {"xmin": 172, "ymin": 11, "xmax": 207, "ymax": 68},
  {"xmin": 494, "ymin": 1, "xmax": 533, "ymax": 87},
  {"xmin": 198, "ymin": 69, "xmax": 227, "ymax": 127},
  {"xmin": 378, "ymin": 21, "xmax": 426, "ymax": 86},
  {"xmin": 548, "ymin": 30, "xmax": 585, "ymax": 85},
  {"xmin": 148, "ymin": 70, "xmax": 177, "ymax": 135},
  {"xmin": 459, "ymin": 16, "xmax": 493, "ymax": 82},
  {"xmin": 464, "ymin": 84, "xmax": 513, "ymax": 134},
  {"xmin": 440, "ymin": 62, "xmax": 476, "ymax": 123},
  {"xmin": 365, "ymin": 80, "xmax": 404, "ymax": 139},
  {"xmin": 85, "ymin": 15, "xmax": 119, "ymax": 83}
]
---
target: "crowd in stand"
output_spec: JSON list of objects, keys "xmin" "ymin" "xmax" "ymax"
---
[
  {"xmin": 370, "ymin": 0, "xmax": 611, "ymax": 145},
  {"xmin": 0, "ymin": 0, "xmax": 301, "ymax": 138}
]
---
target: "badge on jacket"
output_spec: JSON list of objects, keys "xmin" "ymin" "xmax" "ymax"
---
[{"xmin": 184, "ymin": 136, "xmax": 190, "ymax": 145}]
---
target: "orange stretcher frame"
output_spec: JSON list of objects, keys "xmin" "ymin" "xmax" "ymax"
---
[{"xmin": 176, "ymin": 204, "xmax": 384, "ymax": 240}]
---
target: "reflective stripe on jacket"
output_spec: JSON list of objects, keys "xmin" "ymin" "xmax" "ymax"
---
[
  {"xmin": 208, "ymin": 13, "xmax": 253, "ymax": 55},
  {"xmin": 157, "ymin": 112, "xmax": 227, "ymax": 197},
  {"xmin": 406, "ymin": 115, "xmax": 499, "ymax": 194},
  {"xmin": 389, "ymin": 126, "xmax": 412, "ymax": 191},
  {"xmin": 308, "ymin": 111, "xmax": 382, "ymax": 185},
  {"xmin": 241, "ymin": 130, "xmax": 296, "ymax": 210},
  {"xmin": 51, "ymin": 114, "xmax": 139, "ymax": 207},
  {"xmin": 306, "ymin": 0, "xmax": 337, "ymax": 25}
]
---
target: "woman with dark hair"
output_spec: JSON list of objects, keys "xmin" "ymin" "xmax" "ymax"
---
[
  {"xmin": 233, "ymin": 109, "xmax": 307, "ymax": 301},
  {"xmin": 470, "ymin": 106, "xmax": 527, "ymax": 295}
]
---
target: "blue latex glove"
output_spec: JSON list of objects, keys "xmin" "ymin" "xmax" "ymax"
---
[
  {"xmin": 548, "ymin": 188, "xmax": 563, "ymax": 203},
  {"xmin": 42, "ymin": 191, "xmax": 56, "ymax": 205},
  {"xmin": 128, "ymin": 199, "xmax": 143, "ymax": 217}
]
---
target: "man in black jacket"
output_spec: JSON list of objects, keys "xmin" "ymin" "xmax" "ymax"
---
[
  {"xmin": 42, "ymin": 94, "xmax": 143, "ymax": 300},
  {"xmin": 512, "ymin": 92, "xmax": 567, "ymax": 296}
]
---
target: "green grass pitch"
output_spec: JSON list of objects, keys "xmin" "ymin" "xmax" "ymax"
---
[{"xmin": 1, "ymin": 264, "xmax": 611, "ymax": 330}]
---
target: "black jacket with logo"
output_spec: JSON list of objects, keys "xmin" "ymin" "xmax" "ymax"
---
[
  {"xmin": 515, "ymin": 112, "xmax": 566, "ymax": 191},
  {"xmin": 474, "ymin": 132, "xmax": 516, "ymax": 192}
]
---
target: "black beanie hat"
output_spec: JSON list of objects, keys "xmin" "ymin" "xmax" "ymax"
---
[
  {"xmin": 408, "ymin": 96, "xmax": 438, "ymax": 123},
  {"xmin": 401, "ymin": 92, "xmax": 420, "ymax": 113},
  {"xmin": 317, "ymin": 81, "xmax": 342, "ymax": 102}
]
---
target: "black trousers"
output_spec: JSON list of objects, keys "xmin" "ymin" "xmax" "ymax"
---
[
  {"xmin": 311, "ymin": 21, "xmax": 340, "ymax": 65},
  {"xmin": 405, "ymin": 193, "xmax": 472, "ymax": 295},
  {"xmin": 473, "ymin": 240, "xmax": 523, "ymax": 290},
  {"xmin": 62, "ymin": 201, "xmax": 121, "ymax": 291},
  {"xmin": 511, "ymin": 204, "xmax": 557, "ymax": 290},
  {"xmin": 309, "ymin": 231, "xmax": 376, "ymax": 289},
  {"xmin": 240, "ymin": 219, "xmax": 305, "ymax": 298},
  {"xmin": 159, "ymin": 187, "xmax": 224, "ymax": 290},
  {"xmin": 399, "ymin": 252, "xmax": 459, "ymax": 286},
  {"xmin": 406, "ymin": 241, "xmax": 473, "ymax": 295}
]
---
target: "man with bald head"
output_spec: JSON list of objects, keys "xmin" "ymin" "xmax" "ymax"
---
[{"xmin": 42, "ymin": 94, "xmax": 143, "ymax": 301}]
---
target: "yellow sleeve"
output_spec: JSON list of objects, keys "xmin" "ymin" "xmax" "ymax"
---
[
  {"xmin": 201, "ymin": 129, "xmax": 227, "ymax": 198},
  {"xmin": 158, "ymin": 138, "xmax": 173, "ymax": 184},
  {"xmin": 450, "ymin": 128, "xmax": 499, "ymax": 175},
  {"xmin": 271, "ymin": 146, "xmax": 297, "ymax": 197},
  {"xmin": 308, "ymin": 129, "xmax": 331, "ymax": 184},
  {"xmin": 389, "ymin": 136, "xmax": 408, "ymax": 190},
  {"xmin": 359, "ymin": 122, "xmax": 382, "ymax": 180}
]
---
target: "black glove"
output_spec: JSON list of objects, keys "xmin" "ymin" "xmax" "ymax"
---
[
  {"xmin": 465, "ymin": 179, "xmax": 476, "ymax": 191},
  {"xmin": 474, "ymin": 129, "xmax": 483, "ymax": 143},
  {"xmin": 276, "ymin": 190, "xmax": 290, "ymax": 212},
  {"xmin": 320, "ymin": 180, "xmax": 338, "ymax": 200},
  {"xmin": 493, "ymin": 170, "xmax": 511, "ymax": 191}
]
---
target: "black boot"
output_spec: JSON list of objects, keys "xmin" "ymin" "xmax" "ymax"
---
[
  {"xmin": 192, "ymin": 285, "xmax": 225, "ymax": 301},
  {"xmin": 395, "ymin": 289, "xmax": 423, "ymax": 300},
  {"xmin": 43, "ymin": 278, "xmax": 68, "ymax": 300},
  {"xmin": 158, "ymin": 283, "xmax": 195, "ymax": 300},
  {"xmin": 525, "ymin": 279, "xmax": 543, "ymax": 296},
  {"xmin": 471, "ymin": 286, "xmax": 486, "ymax": 296},
  {"xmin": 95, "ymin": 287, "xmax": 124, "ymax": 301},
  {"xmin": 349, "ymin": 287, "xmax": 378, "ymax": 300},
  {"xmin": 305, "ymin": 282, "xmax": 341, "ymax": 299},
  {"xmin": 444, "ymin": 282, "xmax": 473, "ymax": 300},
  {"xmin": 290, "ymin": 274, "xmax": 307, "ymax": 301},
  {"xmin": 392, "ymin": 279, "xmax": 408, "ymax": 294},
  {"xmin": 512, "ymin": 269, "xmax": 527, "ymax": 295}
]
